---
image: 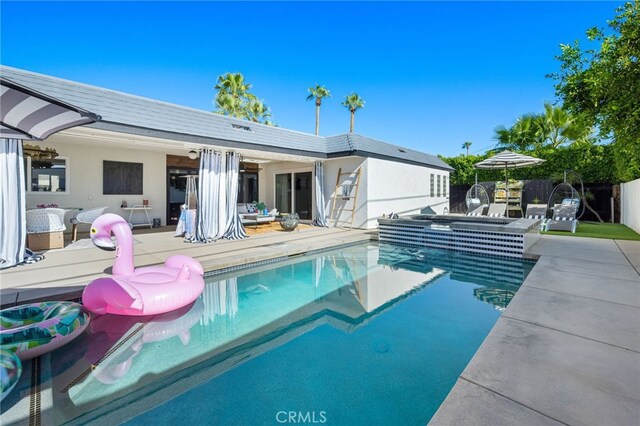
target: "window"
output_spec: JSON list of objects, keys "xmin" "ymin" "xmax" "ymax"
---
[
  {"xmin": 103, "ymin": 161, "xmax": 143, "ymax": 194},
  {"xmin": 26, "ymin": 157, "xmax": 69, "ymax": 193},
  {"xmin": 443, "ymin": 175, "xmax": 448, "ymax": 197},
  {"xmin": 437, "ymin": 175, "xmax": 441, "ymax": 197},
  {"xmin": 430, "ymin": 174, "xmax": 434, "ymax": 197}
]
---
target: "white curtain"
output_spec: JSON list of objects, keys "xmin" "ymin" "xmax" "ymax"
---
[
  {"xmin": 193, "ymin": 149, "xmax": 223, "ymax": 242},
  {"xmin": 312, "ymin": 161, "xmax": 329, "ymax": 227},
  {"xmin": 0, "ymin": 139, "xmax": 27, "ymax": 269},
  {"xmin": 223, "ymin": 152, "xmax": 247, "ymax": 239}
]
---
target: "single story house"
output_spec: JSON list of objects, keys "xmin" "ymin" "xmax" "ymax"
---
[{"xmin": 1, "ymin": 65, "xmax": 453, "ymax": 231}]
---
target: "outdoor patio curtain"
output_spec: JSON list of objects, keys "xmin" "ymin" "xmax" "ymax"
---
[
  {"xmin": 0, "ymin": 138, "xmax": 27, "ymax": 269},
  {"xmin": 192, "ymin": 149, "xmax": 247, "ymax": 243},
  {"xmin": 222, "ymin": 152, "xmax": 247, "ymax": 240},
  {"xmin": 193, "ymin": 148, "xmax": 223, "ymax": 242},
  {"xmin": 312, "ymin": 161, "xmax": 329, "ymax": 227}
]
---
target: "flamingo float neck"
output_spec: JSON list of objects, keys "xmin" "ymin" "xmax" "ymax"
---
[{"xmin": 90, "ymin": 213, "xmax": 135, "ymax": 275}]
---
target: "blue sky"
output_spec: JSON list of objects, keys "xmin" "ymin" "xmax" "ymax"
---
[{"xmin": 1, "ymin": 1, "xmax": 620, "ymax": 157}]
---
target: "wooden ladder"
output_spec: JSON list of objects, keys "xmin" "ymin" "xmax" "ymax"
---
[{"xmin": 330, "ymin": 167, "xmax": 362, "ymax": 230}]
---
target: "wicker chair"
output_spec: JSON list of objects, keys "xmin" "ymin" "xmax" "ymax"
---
[
  {"xmin": 70, "ymin": 207, "xmax": 108, "ymax": 241},
  {"xmin": 26, "ymin": 208, "xmax": 67, "ymax": 250},
  {"xmin": 26, "ymin": 208, "xmax": 67, "ymax": 234}
]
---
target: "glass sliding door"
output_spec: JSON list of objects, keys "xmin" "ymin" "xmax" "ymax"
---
[
  {"xmin": 275, "ymin": 171, "xmax": 313, "ymax": 219},
  {"xmin": 238, "ymin": 172, "xmax": 258, "ymax": 204},
  {"xmin": 294, "ymin": 172, "xmax": 312, "ymax": 219},
  {"xmin": 275, "ymin": 173, "xmax": 292, "ymax": 214}
]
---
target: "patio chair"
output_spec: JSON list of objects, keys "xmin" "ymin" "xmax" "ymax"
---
[
  {"xmin": 486, "ymin": 203, "xmax": 507, "ymax": 218},
  {"xmin": 545, "ymin": 204, "xmax": 578, "ymax": 233},
  {"xmin": 70, "ymin": 207, "xmax": 108, "ymax": 241},
  {"xmin": 26, "ymin": 208, "xmax": 67, "ymax": 250}
]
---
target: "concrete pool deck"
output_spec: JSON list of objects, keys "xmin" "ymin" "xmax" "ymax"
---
[
  {"xmin": 1, "ymin": 229, "xmax": 638, "ymax": 425},
  {"xmin": 430, "ymin": 234, "xmax": 640, "ymax": 425}
]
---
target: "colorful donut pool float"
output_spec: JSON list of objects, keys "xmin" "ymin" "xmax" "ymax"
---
[
  {"xmin": 0, "ymin": 349, "xmax": 22, "ymax": 401},
  {"xmin": 0, "ymin": 302, "xmax": 91, "ymax": 360}
]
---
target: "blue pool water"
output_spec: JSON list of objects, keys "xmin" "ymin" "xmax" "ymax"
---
[{"xmin": 5, "ymin": 242, "xmax": 535, "ymax": 425}]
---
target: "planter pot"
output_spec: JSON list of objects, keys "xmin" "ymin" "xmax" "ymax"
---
[{"xmin": 280, "ymin": 213, "xmax": 300, "ymax": 232}]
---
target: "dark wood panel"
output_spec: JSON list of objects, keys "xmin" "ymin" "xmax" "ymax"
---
[
  {"xmin": 166, "ymin": 154, "xmax": 199, "ymax": 168},
  {"xmin": 103, "ymin": 160, "xmax": 143, "ymax": 194}
]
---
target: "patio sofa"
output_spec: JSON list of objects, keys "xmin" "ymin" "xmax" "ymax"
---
[{"xmin": 238, "ymin": 203, "xmax": 277, "ymax": 226}]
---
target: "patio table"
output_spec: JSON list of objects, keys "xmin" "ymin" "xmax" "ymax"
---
[{"xmin": 122, "ymin": 205, "xmax": 153, "ymax": 228}]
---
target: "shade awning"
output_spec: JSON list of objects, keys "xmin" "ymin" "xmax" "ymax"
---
[
  {"xmin": 1, "ymin": 77, "xmax": 100, "ymax": 140},
  {"xmin": 474, "ymin": 150, "xmax": 545, "ymax": 170}
]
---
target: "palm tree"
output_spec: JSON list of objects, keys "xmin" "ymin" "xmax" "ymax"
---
[
  {"xmin": 540, "ymin": 103, "xmax": 592, "ymax": 148},
  {"xmin": 462, "ymin": 141, "xmax": 472, "ymax": 156},
  {"xmin": 341, "ymin": 93, "xmax": 365, "ymax": 133},
  {"xmin": 247, "ymin": 97, "xmax": 272, "ymax": 124},
  {"xmin": 213, "ymin": 72, "xmax": 253, "ymax": 119},
  {"xmin": 306, "ymin": 85, "xmax": 331, "ymax": 135}
]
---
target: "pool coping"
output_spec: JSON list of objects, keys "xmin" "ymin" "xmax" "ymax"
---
[
  {"xmin": 429, "ymin": 235, "xmax": 640, "ymax": 425},
  {"xmin": 0, "ymin": 227, "xmax": 374, "ymax": 309}
]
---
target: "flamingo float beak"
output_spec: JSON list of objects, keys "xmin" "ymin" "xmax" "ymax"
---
[{"xmin": 90, "ymin": 227, "xmax": 116, "ymax": 251}]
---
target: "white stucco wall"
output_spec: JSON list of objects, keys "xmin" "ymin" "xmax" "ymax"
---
[
  {"xmin": 364, "ymin": 158, "xmax": 450, "ymax": 228},
  {"xmin": 621, "ymin": 178, "xmax": 640, "ymax": 234},
  {"xmin": 323, "ymin": 157, "xmax": 368, "ymax": 228},
  {"xmin": 25, "ymin": 136, "xmax": 168, "ymax": 231}
]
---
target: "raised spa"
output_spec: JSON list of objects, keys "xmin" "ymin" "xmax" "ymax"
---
[{"xmin": 378, "ymin": 214, "xmax": 541, "ymax": 258}]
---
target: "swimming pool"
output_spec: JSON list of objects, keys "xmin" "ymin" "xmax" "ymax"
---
[{"xmin": 0, "ymin": 242, "xmax": 535, "ymax": 425}]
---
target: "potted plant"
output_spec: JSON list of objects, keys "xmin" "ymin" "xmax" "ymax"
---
[{"xmin": 254, "ymin": 201, "xmax": 267, "ymax": 214}]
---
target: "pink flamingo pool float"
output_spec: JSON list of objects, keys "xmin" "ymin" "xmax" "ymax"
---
[{"xmin": 82, "ymin": 214, "xmax": 204, "ymax": 316}]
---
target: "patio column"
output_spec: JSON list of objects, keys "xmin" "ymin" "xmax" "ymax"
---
[{"xmin": 0, "ymin": 138, "xmax": 27, "ymax": 269}]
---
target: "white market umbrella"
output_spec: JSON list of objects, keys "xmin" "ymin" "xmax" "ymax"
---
[{"xmin": 474, "ymin": 150, "xmax": 545, "ymax": 211}]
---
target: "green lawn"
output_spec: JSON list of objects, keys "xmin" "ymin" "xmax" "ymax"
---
[{"xmin": 543, "ymin": 222, "xmax": 640, "ymax": 241}]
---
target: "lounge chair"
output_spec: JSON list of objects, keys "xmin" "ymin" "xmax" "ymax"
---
[
  {"xmin": 466, "ymin": 205, "xmax": 486, "ymax": 216},
  {"xmin": 70, "ymin": 207, "xmax": 108, "ymax": 241},
  {"xmin": 525, "ymin": 203, "xmax": 548, "ymax": 230},
  {"xmin": 545, "ymin": 204, "xmax": 578, "ymax": 233},
  {"xmin": 525, "ymin": 204, "xmax": 548, "ymax": 219},
  {"xmin": 420, "ymin": 206, "xmax": 436, "ymax": 215},
  {"xmin": 486, "ymin": 203, "xmax": 507, "ymax": 218}
]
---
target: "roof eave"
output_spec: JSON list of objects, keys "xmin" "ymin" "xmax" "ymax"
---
[{"xmin": 86, "ymin": 121, "xmax": 328, "ymax": 159}]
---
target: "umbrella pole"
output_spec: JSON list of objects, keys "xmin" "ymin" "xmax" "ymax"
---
[{"xmin": 505, "ymin": 163, "xmax": 508, "ymax": 217}]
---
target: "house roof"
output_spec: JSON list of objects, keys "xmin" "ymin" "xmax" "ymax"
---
[{"xmin": 0, "ymin": 65, "xmax": 453, "ymax": 171}]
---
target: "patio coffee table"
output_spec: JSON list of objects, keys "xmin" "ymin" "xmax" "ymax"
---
[{"xmin": 243, "ymin": 214, "xmax": 275, "ymax": 229}]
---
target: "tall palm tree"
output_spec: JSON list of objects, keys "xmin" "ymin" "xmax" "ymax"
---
[
  {"xmin": 306, "ymin": 84, "xmax": 331, "ymax": 135},
  {"xmin": 341, "ymin": 93, "xmax": 365, "ymax": 133},
  {"xmin": 462, "ymin": 141, "xmax": 472, "ymax": 156}
]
